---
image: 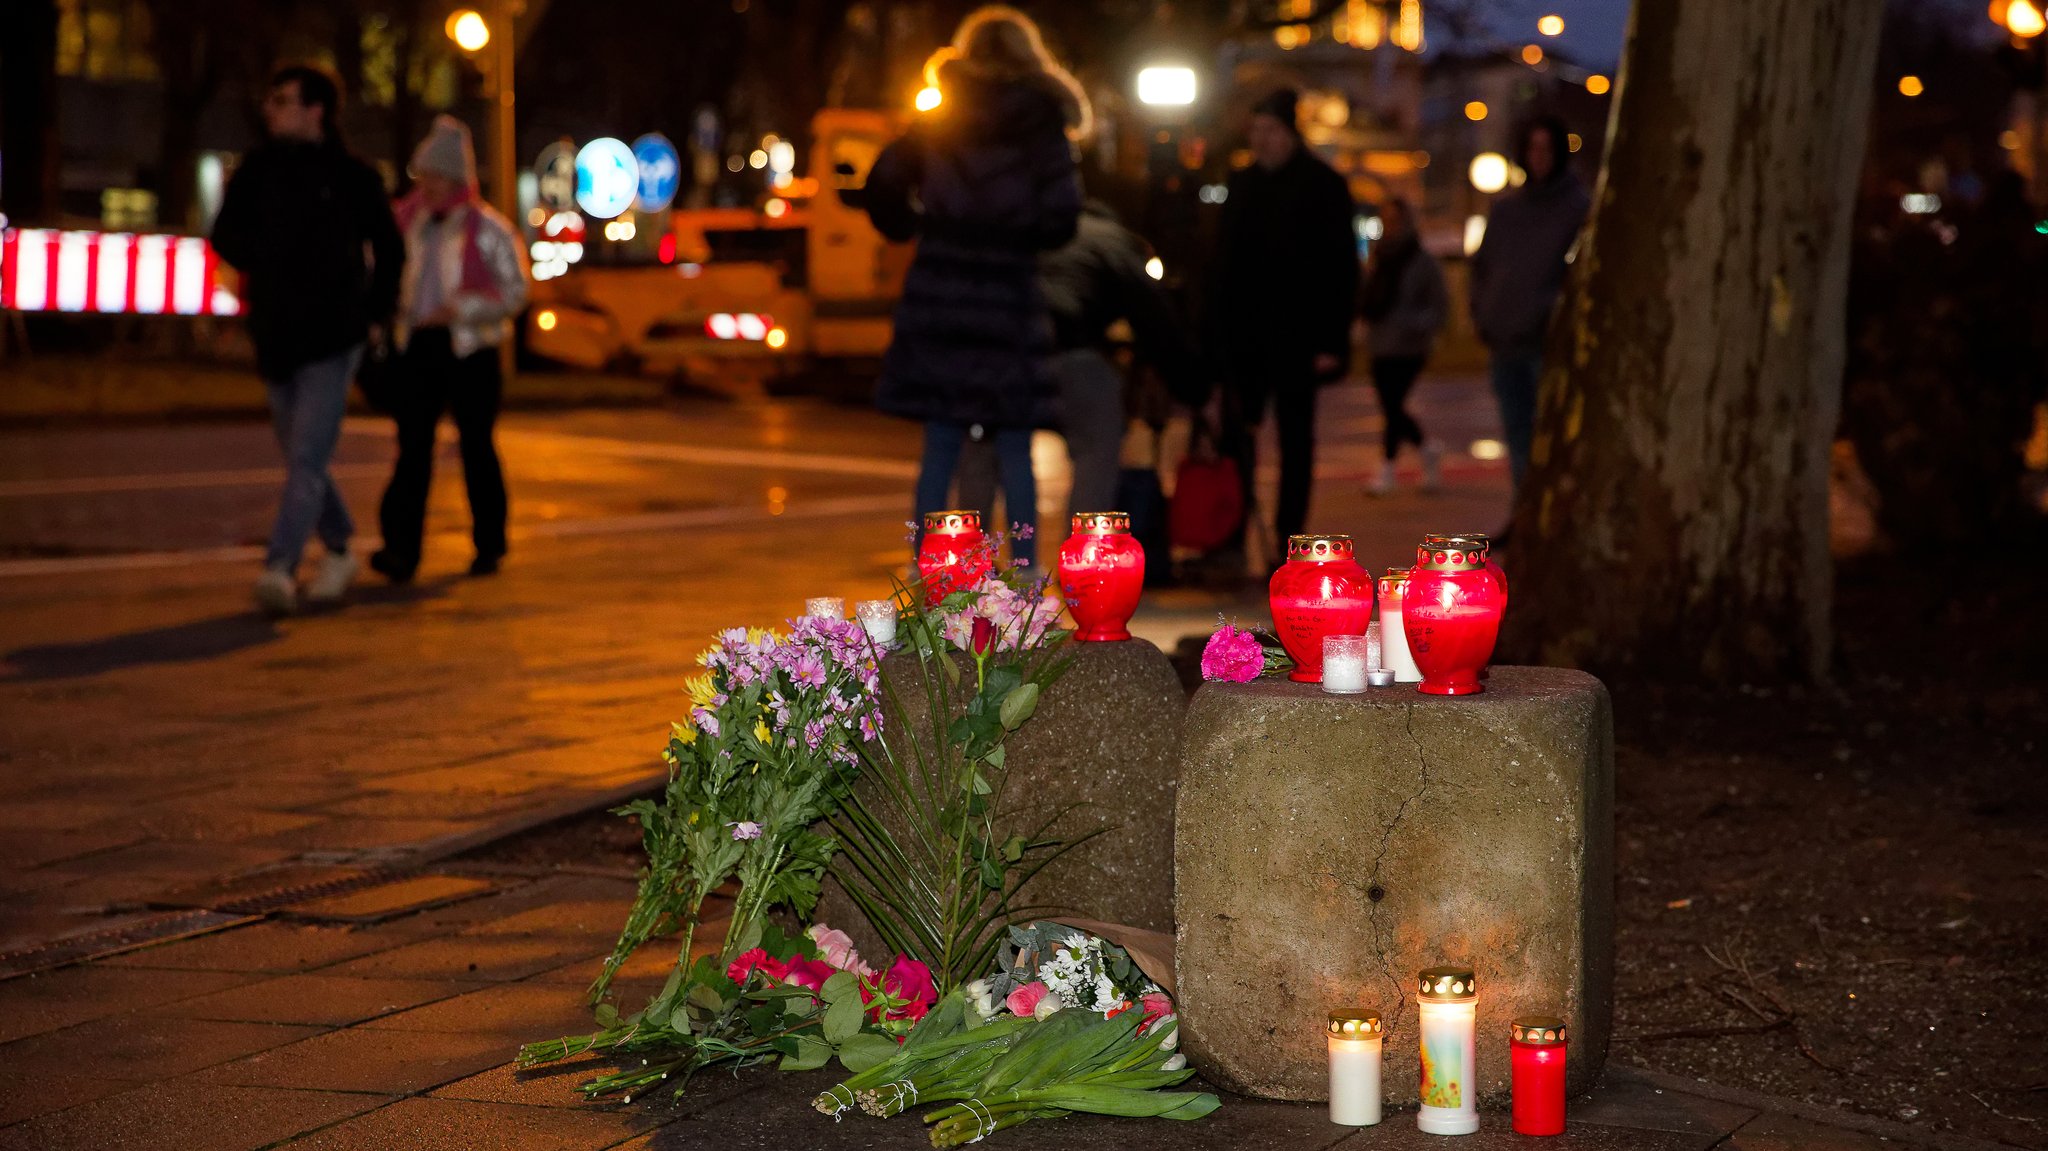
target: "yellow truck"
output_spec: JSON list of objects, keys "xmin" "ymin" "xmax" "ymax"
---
[{"xmin": 524, "ymin": 108, "xmax": 909, "ymax": 391}]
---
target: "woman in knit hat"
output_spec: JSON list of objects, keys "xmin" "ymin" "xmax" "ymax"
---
[{"xmin": 370, "ymin": 114, "xmax": 529, "ymax": 583}]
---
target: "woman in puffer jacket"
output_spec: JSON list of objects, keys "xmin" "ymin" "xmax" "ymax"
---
[
  {"xmin": 863, "ymin": 5, "xmax": 1086, "ymax": 571},
  {"xmin": 370, "ymin": 115, "xmax": 529, "ymax": 583}
]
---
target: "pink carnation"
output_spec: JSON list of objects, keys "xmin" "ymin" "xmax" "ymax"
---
[
  {"xmin": 725, "ymin": 948, "xmax": 785, "ymax": 985},
  {"xmin": 807, "ymin": 924, "xmax": 876, "ymax": 979},
  {"xmin": 1200, "ymin": 624, "xmax": 1266, "ymax": 682}
]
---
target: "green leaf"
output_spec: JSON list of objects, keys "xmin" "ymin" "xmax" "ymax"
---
[
  {"xmin": 820, "ymin": 970, "xmax": 860, "ymax": 1006},
  {"xmin": 1002, "ymin": 834, "xmax": 1026, "ymax": 863},
  {"xmin": 592, "ymin": 1002, "xmax": 620, "ymax": 1029},
  {"xmin": 822, "ymin": 993, "xmax": 864, "ymax": 1044},
  {"xmin": 984, "ymin": 743, "xmax": 1006, "ymax": 770},
  {"xmin": 780, "ymin": 1034, "xmax": 833, "ymax": 1071},
  {"xmin": 686, "ymin": 981, "xmax": 729, "ymax": 1012},
  {"xmin": 727, "ymin": 918, "xmax": 763, "ymax": 957},
  {"xmin": 978, "ymin": 855, "xmax": 1005, "ymax": 890},
  {"xmin": 836, "ymin": 1032, "xmax": 901, "ymax": 1073},
  {"xmin": 745, "ymin": 1004, "xmax": 782, "ymax": 1036},
  {"xmin": 998, "ymin": 683, "xmax": 1040, "ymax": 730}
]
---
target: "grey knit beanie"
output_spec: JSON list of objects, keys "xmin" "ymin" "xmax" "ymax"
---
[{"xmin": 410, "ymin": 115, "xmax": 476, "ymax": 184}]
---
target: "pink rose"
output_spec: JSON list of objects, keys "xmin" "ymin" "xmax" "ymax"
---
[
  {"xmin": 1200, "ymin": 624, "xmax": 1266, "ymax": 683},
  {"xmin": 1006, "ymin": 980, "xmax": 1052, "ymax": 1018},
  {"xmin": 806, "ymin": 924, "xmax": 871, "ymax": 977},
  {"xmin": 1139, "ymin": 991, "xmax": 1175, "ymax": 1032}
]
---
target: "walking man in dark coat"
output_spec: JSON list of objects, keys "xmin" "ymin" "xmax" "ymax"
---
[
  {"xmin": 1211, "ymin": 88, "xmax": 1359, "ymax": 562},
  {"xmin": 212, "ymin": 64, "xmax": 403, "ymax": 616}
]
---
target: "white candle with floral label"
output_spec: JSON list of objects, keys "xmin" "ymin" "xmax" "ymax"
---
[
  {"xmin": 1417, "ymin": 966, "xmax": 1480, "ymax": 1136},
  {"xmin": 1327, "ymin": 1009, "xmax": 1384, "ymax": 1126}
]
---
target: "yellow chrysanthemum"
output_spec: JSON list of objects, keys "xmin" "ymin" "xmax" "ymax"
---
[
  {"xmin": 695, "ymin": 645, "xmax": 721, "ymax": 668},
  {"xmin": 753, "ymin": 719, "xmax": 772, "ymax": 744},
  {"xmin": 670, "ymin": 720, "xmax": 697, "ymax": 746},
  {"xmin": 748, "ymin": 627, "xmax": 780, "ymax": 648},
  {"xmin": 684, "ymin": 673, "xmax": 717, "ymax": 707}
]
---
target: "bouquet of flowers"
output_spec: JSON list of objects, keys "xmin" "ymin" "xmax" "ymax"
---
[
  {"xmin": 519, "ymin": 922, "xmax": 935, "ymax": 1099},
  {"xmin": 1199, "ymin": 621, "xmax": 1294, "ymax": 682},
  {"xmin": 813, "ymin": 924, "xmax": 1215, "ymax": 1146}
]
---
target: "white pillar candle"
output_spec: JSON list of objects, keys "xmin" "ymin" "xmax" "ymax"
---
[
  {"xmin": 1327, "ymin": 1010, "xmax": 1383, "ymax": 1126},
  {"xmin": 1321, "ymin": 635, "xmax": 1369, "ymax": 694},
  {"xmin": 854, "ymin": 599, "xmax": 897, "ymax": 647},
  {"xmin": 805, "ymin": 596, "xmax": 846, "ymax": 620},
  {"xmin": 1417, "ymin": 967, "xmax": 1480, "ymax": 1136}
]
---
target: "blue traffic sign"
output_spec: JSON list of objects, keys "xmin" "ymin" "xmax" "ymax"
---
[{"xmin": 633, "ymin": 133, "xmax": 681, "ymax": 214}]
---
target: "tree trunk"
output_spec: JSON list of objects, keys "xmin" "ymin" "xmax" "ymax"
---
[{"xmin": 1497, "ymin": 0, "xmax": 1885, "ymax": 683}]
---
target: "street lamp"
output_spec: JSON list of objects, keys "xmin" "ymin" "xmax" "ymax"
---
[
  {"xmin": 1469, "ymin": 153, "xmax": 1510, "ymax": 194},
  {"xmin": 446, "ymin": 9, "xmax": 490, "ymax": 52},
  {"xmin": 1136, "ymin": 65, "xmax": 1198, "ymax": 106},
  {"xmin": 1537, "ymin": 14, "xmax": 1565, "ymax": 36},
  {"xmin": 1992, "ymin": 0, "xmax": 2047, "ymax": 38}
]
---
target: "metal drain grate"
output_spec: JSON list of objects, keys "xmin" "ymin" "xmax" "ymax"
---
[{"xmin": 0, "ymin": 909, "xmax": 261, "ymax": 981}]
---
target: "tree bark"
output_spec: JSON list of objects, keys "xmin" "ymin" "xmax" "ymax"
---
[{"xmin": 1498, "ymin": 0, "xmax": 1885, "ymax": 683}]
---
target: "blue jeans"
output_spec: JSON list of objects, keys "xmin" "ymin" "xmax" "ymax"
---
[
  {"xmin": 914, "ymin": 422, "xmax": 1036, "ymax": 568},
  {"xmin": 263, "ymin": 344, "xmax": 361, "ymax": 572},
  {"xmin": 1488, "ymin": 350, "xmax": 1542, "ymax": 491}
]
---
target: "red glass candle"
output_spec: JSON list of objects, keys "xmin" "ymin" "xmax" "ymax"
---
[
  {"xmin": 1058, "ymin": 511, "xmax": 1144, "ymax": 642},
  {"xmin": 1403, "ymin": 540, "xmax": 1502, "ymax": 695},
  {"xmin": 1427, "ymin": 533, "xmax": 1508, "ymax": 609},
  {"xmin": 917, "ymin": 510, "xmax": 992, "ymax": 607},
  {"xmin": 1510, "ymin": 1016, "xmax": 1568, "ymax": 1136},
  {"xmin": 1268, "ymin": 534, "xmax": 1376, "ymax": 683}
]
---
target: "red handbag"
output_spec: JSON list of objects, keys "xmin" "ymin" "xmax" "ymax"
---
[{"xmin": 1170, "ymin": 437, "xmax": 1245, "ymax": 553}]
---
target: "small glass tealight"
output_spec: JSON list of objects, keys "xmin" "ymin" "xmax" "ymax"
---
[
  {"xmin": 805, "ymin": 596, "xmax": 846, "ymax": 620},
  {"xmin": 854, "ymin": 599, "xmax": 898, "ymax": 648},
  {"xmin": 1321, "ymin": 635, "xmax": 1370, "ymax": 694}
]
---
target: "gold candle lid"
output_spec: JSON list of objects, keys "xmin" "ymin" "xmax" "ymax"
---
[
  {"xmin": 1287, "ymin": 534, "xmax": 1355, "ymax": 561},
  {"xmin": 1415, "ymin": 542, "xmax": 1486, "ymax": 573},
  {"xmin": 1423, "ymin": 532, "xmax": 1492, "ymax": 555},
  {"xmin": 923, "ymin": 510, "xmax": 981, "ymax": 534},
  {"xmin": 1072, "ymin": 511, "xmax": 1131, "ymax": 534},
  {"xmin": 1512, "ymin": 1016, "xmax": 1567, "ymax": 1045},
  {"xmin": 1418, "ymin": 966, "xmax": 1477, "ymax": 1002},
  {"xmin": 1328, "ymin": 1008, "xmax": 1383, "ymax": 1037}
]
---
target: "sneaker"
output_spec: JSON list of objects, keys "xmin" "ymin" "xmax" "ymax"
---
[
  {"xmin": 1370, "ymin": 460, "xmax": 1397, "ymax": 496},
  {"xmin": 468, "ymin": 553, "xmax": 502, "ymax": 577},
  {"xmin": 1420, "ymin": 443, "xmax": 1445, "ymax": 494},
  {"xmin": 305, "ymin": 550, "xmax": 358, "ymax": 605},
  {"xmin": 254, "ymin": 568, "xmax": 298, "ymax": 617}
]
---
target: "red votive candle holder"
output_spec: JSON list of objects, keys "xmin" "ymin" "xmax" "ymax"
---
[
  {"xmin": 1269, "ymin": 534, "xmax": 1376, "ymax": 683},
  {"xmin": 1427, "ymin": 533, "xmax": 1508, "ymax": 609},
  {"xmin": 1510, "ymin": 1016, "xmax": 1568, "ymax": 1136},
  {"xmin": 917, "ymin": 510, "xmax": 992, "ymax": 607},
  {"xmin": 1402, "ymin": 539, "xmax": 1503, "ymax": 695},
  {"xmin": 1058, "ymin": 511, "xmax": 1144, "ymax": 642}
]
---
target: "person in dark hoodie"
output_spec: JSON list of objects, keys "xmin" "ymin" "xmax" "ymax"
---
[
  {"xmin": 1468, "ymin": 114, "xmax": 1590, "ymax": 497},
  {"xmin": 1211, "ymin": 88, "xmax": 1359, "ymax": 562},
  {"xmin": 213, "ymin": 64, "xmax": 404, "ymax": 617},
  {"xmin": 863, "ymin": 4, "xmax": 1086, "ymax": 571}
]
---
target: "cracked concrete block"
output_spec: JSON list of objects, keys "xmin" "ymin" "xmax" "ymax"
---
[
  {"xmin": 1173, "ymin": 666, "xmax": 1613, "ymax": 1104},
  {"xmin": 819, "ymin": 638, "xmax": 1186, "ymax": 961}
]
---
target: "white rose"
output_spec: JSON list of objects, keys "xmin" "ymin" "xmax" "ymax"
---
[
  {"xmin": 1161, "ymin": 1053, "xmax": 1188, "ymax": 1072},
  {"xmin": 1033, "ymin": 996, "xmax": 1061, "ymax": 1020}
]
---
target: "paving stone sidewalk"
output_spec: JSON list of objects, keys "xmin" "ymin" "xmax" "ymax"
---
[{"xmin": 0, "ymin": 870, "xmax": 2004, "ymax": 1151}]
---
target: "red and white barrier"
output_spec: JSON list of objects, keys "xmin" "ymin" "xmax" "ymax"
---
[{"xmin": 0, "ymin": 228, "xmax": 241, "ymax": 316}]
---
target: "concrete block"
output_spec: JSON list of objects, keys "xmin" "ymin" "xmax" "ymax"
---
[
  {"xmin": 819, "ymin": 638, "xmax": 1186, "ymax": 959},
  {"xmin": 1174, "ymin": 666, "xmax": 1613, "ymax": 1104}
]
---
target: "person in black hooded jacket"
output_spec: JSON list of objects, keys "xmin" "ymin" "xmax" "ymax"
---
[{"xmin": 863, "ymin": 4, "xmax": 1086, "ymax": 570}]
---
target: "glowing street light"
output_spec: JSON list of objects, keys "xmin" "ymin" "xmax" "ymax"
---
[
  {"xmin": 446, "ymin": 9, "xmax": 490, "ymax": 52},
  {"xmin": 1469, "ymin": 152, "xmax": 1510, "ymax": 194},
  {"xmin": 1136, "ymin": 65, "xmax": 1198, "ymax": 106},
  {"xmin": 1898, "ymin": 74, "xmax": 1924, "ymax": 97},
  {"xmin": 1521, "ymin": 43, "xmax": 1545, "ymax": 65},
  {"xmin": 1587, "ymin": 74, "xmax": 1612, "ymax": 96},
  {"xmin": 915, "ymin": 86, "xmax": 942, "ymax": 112},
  {"xmin": 1537, "ymin": 14, "xmax": 1565, "ymax": 35},
  {"xmin": 1992, "ymin": 0, "xmax": 2047, "ymax": 37},
  {"xmin": 1464, "ymin": 100, "xmax": 1488, "ymax": 121}
]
